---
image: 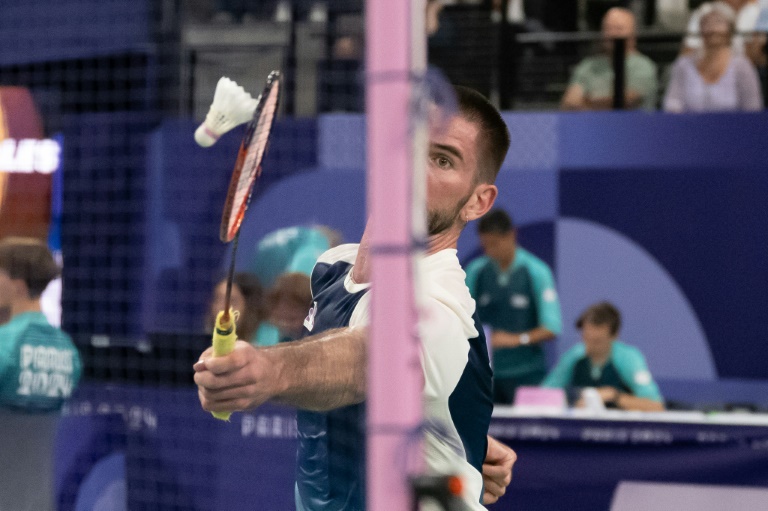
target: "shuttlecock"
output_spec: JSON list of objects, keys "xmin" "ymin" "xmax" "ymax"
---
[{"xmin": 195, "ymin": 77, "xmax": 258, "ymax": 147}]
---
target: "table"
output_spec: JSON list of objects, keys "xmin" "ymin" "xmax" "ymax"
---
[{"xmin": 487, "ymin": 407, "xmax": 768, "ymax": 511}]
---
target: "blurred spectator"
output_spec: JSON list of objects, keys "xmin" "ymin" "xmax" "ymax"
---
[
  {"xmin": 262, "ymin": 272, "xmax": 313, "ymax": 343},
  {"xmin": 464, "ymin": 209, "xmax": 562, "ymax": 404},
  {"xmin": 251, "ymin": 225, "xmax": 341, "ymax": 289},
  {"xmin": 585, "ymin": 0, "xmax": 630, "ymax": 31},
  {"xmin": 664, "ymin": 6, "xmax": 763, "ymax": 112},
  {"xmin": 561, "ymin": 8, "xmax": 658, "ymax": 110},
  {"xmin": 211, "ymin": 0, "xmax": 328, "ymax": 23},
  {"xmin": 206, "ymin": 272, "xmax": 273, "ymax": 346},
  {"xmin": 0, "ymin": 237, "xmax": 82, "ymax": 511},
  {"xmin": 683, "ymin": 0, "xmax": 764, "ymax": 65},
  {"xmin": 543, "ymin": 302, "xmax": 664, "ymax": 412}
]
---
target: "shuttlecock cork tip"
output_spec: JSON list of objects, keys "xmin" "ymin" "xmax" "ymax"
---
[{"xmin": 194, "ymin": 124, "xmax": 218, "ymax": 147}]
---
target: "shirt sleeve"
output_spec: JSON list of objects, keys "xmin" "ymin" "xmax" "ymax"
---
[
  {"xmin": 613, "ymin": 344, "xmax": 663, "ymax": 402},
  {"xmin": 569, "ymin": 58, "xmax": 592, "ymax": 89},
  {"xmin": 633, "ymin": 59, "xmax": 659, "ymax": 111},
  {"xmin": 68, "ymin": 333, "xmax": 83, "ymax": 393},
  {"xmin": 734, "ymin": 57, "xmax": 764, "ymax": 111},
  {"xmin": 419, "ymin": 300, "xmax": 471, "ymax": 401},
  {"xmin": 351, "ymin": 290, "xmax": 469, "ymax": 401},
  {"xmin": 527, "ymin": 259, "xmax": 562, "ymax": 335},
  {"xmin": 542, "ymin": 344, "xmax": 584, "ymax": 388},
  {"xmin": 463, "ymin": 257, "xmax": 488, "ymax": 300},
  {"xmin": 0, "ymin": 339, "xmax": 11, "ymax": 387},
  {"xmin": 663, "ymin": 58, "xmax": 686, "ymax": 113}
]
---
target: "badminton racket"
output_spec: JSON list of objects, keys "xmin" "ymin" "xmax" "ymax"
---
[{"xmin": 210, "ymin": 70, "xmax": 281, "ymax": 421}]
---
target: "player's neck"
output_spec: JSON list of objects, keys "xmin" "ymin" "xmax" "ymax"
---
[
  {"xmin": 352, "ymin": 223, "xmax": 459, "ymax": 284},
  {"xmin": 11, "ymin": 298, "xmax": 41, "ymax": 317},
  {"xmin": 426, "ymin": 227, "xmax": 460, "ymax": 255},
  {"xmin": 352, "ymin": 226, "xmax": 373, "ymax": 284}
]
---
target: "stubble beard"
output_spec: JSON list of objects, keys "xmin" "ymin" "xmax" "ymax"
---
[{"xmin": 427, "ymin": 190, "xmax": 474, "ymax": 236}]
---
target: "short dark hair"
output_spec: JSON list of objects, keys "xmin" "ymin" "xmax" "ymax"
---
[
  {"xmin": 0, "ymin": 237, "xmax": 59, "ymax": 298},
  {"xmin": 454, "ymin": 86, "xmax": 510, "ymax": 184},
  {"xmin": 576, "ymin": 301, "xmax": 622, "ymax": 336},
  {"xmin": 478, "ymin": 208, "xmax": 515, "ymax": 234}
]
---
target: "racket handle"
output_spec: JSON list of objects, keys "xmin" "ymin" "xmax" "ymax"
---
[{"xmin": 210, "ymin": 309, "xmax": 238, "ymax": 421}]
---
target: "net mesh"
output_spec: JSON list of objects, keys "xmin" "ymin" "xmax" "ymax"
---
[{"xmin": 1, "ymin": 0, "xmax": 765, "ymax": 510}]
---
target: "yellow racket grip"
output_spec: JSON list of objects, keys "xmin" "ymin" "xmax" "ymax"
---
[{"xmin": 210, "ymin": 309, "xmax": 238, "ymax": 421}]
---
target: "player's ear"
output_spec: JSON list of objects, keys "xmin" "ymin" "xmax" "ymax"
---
[{"xmin": 463, "ymin": 183, "xmax": 497, "ymax": 223}]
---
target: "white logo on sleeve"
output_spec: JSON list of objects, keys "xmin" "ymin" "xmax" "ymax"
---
[
  {"xmin": 304, "ymin": 301, "xmax": 318, "ymax": 332},
  {"xmin": 511, "ymin": 294, "xmax": 529, "ymax": 308},
  {"xmin": 634, "ymin": 370, "xmax": 652, "ymax": 386},
  {"xmin": 543, "ymin": 288, "xmax": 558, "ymax": 302}
]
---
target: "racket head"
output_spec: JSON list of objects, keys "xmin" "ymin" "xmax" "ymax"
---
[{"xmin": 220, "ymin": 70, "xmax": 282, "ymax": 243}]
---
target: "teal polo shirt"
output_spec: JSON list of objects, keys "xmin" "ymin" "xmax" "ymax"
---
[
  {"xmin": 0, "ymin": 312, "xmax": 82, "ymax": 413},
  {"xmin": 543, "ymin": 340, "xmax": 663, "ymax": 402},
  {"xmin": 465, "ymin": 247, "xmax": 562, "ymax": 379}
]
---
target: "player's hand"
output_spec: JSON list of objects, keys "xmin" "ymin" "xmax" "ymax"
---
[
  {"xmin": 482, "ymin": 435, "xmax": 517, "ymax": 504},
  {"xmin": 194, "ymin": 340, "xmax": 280, "ymax": 414},
  {"xmin": 596, "ymin": 386, "xmax": 619, "ymax": 406}
]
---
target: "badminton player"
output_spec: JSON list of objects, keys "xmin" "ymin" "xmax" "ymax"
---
[{"xmin": 195, "ymin": 86, "xmax": 515, "ymax": 509}]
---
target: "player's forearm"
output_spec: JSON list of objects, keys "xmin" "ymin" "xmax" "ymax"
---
[
  {"xmin": 491, "ymin": 327, "xmax": 555, "ymax": 348},
  {"xmin": 523, "ymin": 327, "xmax": 553, "ymax": 344},
  {"xmin": 266, "ymin": 327, "xmax": 367, "ymax": 411},
  {"xmin": 616, "ymin": 392, "xmax": 665, "ymax": 412}
]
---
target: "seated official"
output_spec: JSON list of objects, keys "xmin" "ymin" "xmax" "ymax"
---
[{"xmin": 543, "ymin": 301, "xmax": 664, "ymax": 412}]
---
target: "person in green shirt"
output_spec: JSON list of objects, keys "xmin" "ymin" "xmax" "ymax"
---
[
  {"xmin": 0, "ymin": 237, "xmax": 81, "ymax": 412},
  {"xmin": 543, "ymin": 301, "xmax": 664, "ymax": 412},
  {"xmin": 465, "ymin": 209, "xmax": 562, "ymax": 404},
  {"xmin": 0, "ymin": 237, "xmax": 82, "ymax": 511},
  {"xmin": 561, "ymin": 7, "xmax": 658, "ymax": 111}
]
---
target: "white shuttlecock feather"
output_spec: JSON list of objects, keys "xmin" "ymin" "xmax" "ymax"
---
[{"xmin": 194, "ymin": 77, "xmax": 259, "ymax": 147}]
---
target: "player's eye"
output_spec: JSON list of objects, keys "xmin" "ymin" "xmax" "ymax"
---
[{"xmin": 430, "ymin": 154, "xmax": 453, "ymax": 169}]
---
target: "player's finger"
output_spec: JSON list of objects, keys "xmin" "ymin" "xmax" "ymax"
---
[
  {"xmin": 483, "ymin": 479, "xmax": 507, "ymax": 499},
  {"xmin": 483, "ymin": 490, "xmax": 499, "ymax": 505},
  {"xmin": 482, "ymin": 475, "xmax": 506, "ymax": 500},
  {"xmin": 193, "ymin": 367, "xmax": 245, "ymax": 391},
  {"xmin": 202, "ymin": 343, "xmax": 251, "ymax": 375},
  {"xmin": 482, "ymin": 462, "xmax": 509, "ymax": 481},
  {"xmin": 193, "ymin": 347, "xmax": 214, "ymax": 372},
  {"xmin": 198, "ymin": 388, "xmax": 240, "ymax": 413}
]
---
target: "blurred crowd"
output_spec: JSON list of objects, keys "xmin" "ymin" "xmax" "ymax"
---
[{"xmin": 183, "ymin": 0, "xmax": 767, "ymax": 113}]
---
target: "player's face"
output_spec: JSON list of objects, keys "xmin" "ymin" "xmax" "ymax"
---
[
  {"xmin": 581, "ymin": 322, "xmax": 615, "ymax": 359},
  {"xmin": 270, "ymin": 296, "xmax": 308, "ymax": 338},
  {"xmin": 701, "ymin": 13, "xmax": 731, "ymax": 49},
  {"xmin": 0, "ymin": 269, "xmax": 11, "ymax": 309},
  {"xmin": 426, "ymin": 114, "xmax": 482, "ymax": 236},
  {"xmin": 211, "ymin": 281, "xmax": 246, "ymax": 318},
  {"xmin": 601, "ymin": 10, "xmax": 635, "ymax": 53},
  {"xmin": 479, "ymin": 231, "xmax": 516, "ymax": 263}
]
